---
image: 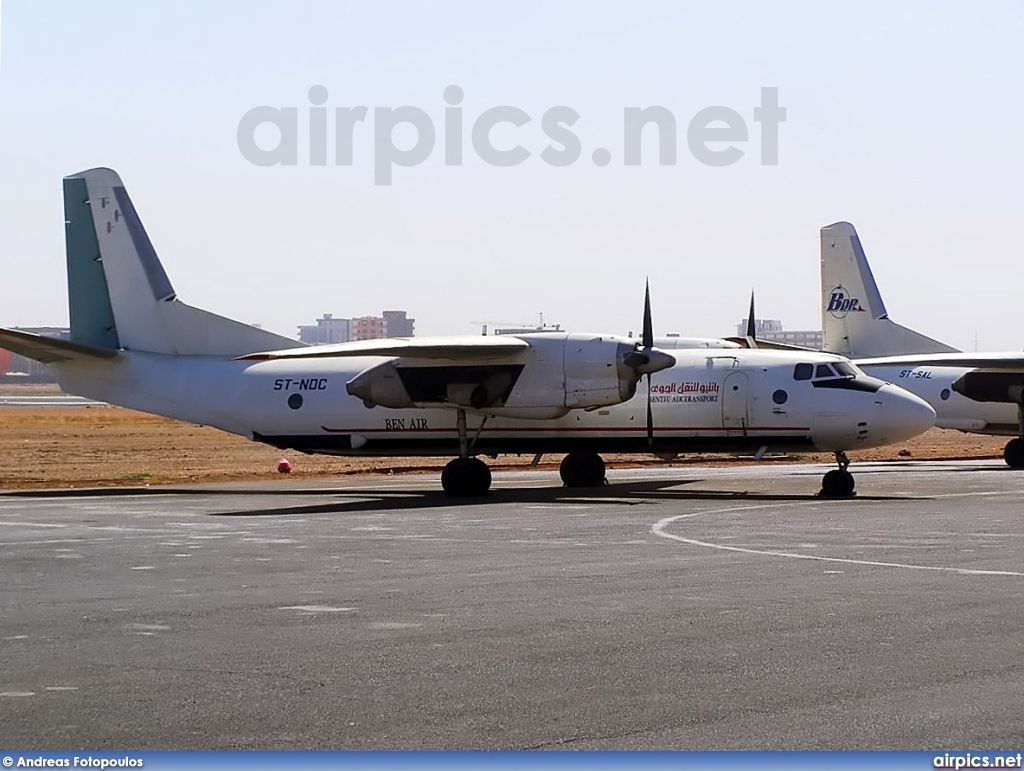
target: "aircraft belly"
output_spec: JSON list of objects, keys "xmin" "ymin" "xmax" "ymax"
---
[{"xmin": 254, "ymin": 433, "xmax": 817, "ymax": 457}]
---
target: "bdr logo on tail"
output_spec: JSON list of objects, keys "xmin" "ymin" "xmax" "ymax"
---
[{"xmin": 826, "ymin": 286, "xmax": 866, "ymax": 318}]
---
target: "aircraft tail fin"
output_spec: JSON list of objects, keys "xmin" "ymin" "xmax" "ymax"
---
[
  {"xmin": 820, "ymin": 221, "xmax": 958, "ymax": 357},
  {"xmin": 63, "ymin": 168, "xmax": 304, "ymax": 356}
]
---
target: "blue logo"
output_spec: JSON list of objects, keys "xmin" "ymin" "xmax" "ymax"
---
[{"xmin": 826, "ymin": 286, "xmax": 865, "ymax": 318}]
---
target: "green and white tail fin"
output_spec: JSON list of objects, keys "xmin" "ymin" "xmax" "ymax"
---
[
  {"xmin": 820, "ymin": 221, "xmax": 958, "ymax": 358},
  {"xmin": 63, "ymin": 167, "xmax": 304, "ymax": 356}
]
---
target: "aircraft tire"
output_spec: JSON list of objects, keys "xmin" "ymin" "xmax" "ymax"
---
[
  {"xmin": 820, "ymin": 468, "xmax": 855, "ymax": 498},
  {"xmin": 559, "ymin": 452, "xmax": 606, "ymax": 487},
  {"xmin": 441, "ymin": 457, "xmax": 492, "ymax": 497},
  {"xmin": 1003, "ymin": 439, "xmax": 1024, "ymax": 469}
]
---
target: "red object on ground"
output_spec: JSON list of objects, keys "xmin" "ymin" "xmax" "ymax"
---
[{"xmin": 277, "ymin": 458, "xmax": 292, "ymax": 474}]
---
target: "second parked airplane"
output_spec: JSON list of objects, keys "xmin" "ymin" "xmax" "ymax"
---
[{"xmin": 820, "ymin": 221, "xmax": 1024, "ymax": 468}]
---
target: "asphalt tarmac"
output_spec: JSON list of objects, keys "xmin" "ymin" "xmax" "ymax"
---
[{"xmin": 1, "ymin": 460, "xmax": 1022, "ymax": 750}]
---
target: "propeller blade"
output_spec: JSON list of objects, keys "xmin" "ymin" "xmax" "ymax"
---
[
  {"xmin": 743, "ymin": 290, "xmax": 759, "ymax": 349},
  {"xmin": 642, "ymin": 280, "xmax": 653, "ymax": 350},
  {"xmin": 640, "ymin": 280, "xmax": 658, "ymax": 445},
  {"xmin": 646, "ymin": 374, "xmax": 654, "ymax": 446}
]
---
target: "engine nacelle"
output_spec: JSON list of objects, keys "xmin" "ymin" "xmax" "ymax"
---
[
  {"xmin": 952, "ymin": 371, "xmax": 1024, "ymax": 404},
  {"xmin": 345, "ymin": 333, "xmax": 675, "ymax": 418}
]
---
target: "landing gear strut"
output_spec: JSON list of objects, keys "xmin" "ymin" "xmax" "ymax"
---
[
  {"xmin": 820, "ymin": 451, "xmax": 856, "ymax": 498},
  {"xmin": 1004, "ymin": 404, "xmax": 1024, "ymax": 469},
  {"xmin": 440, "ymin": 409, "xmax": 492, "ymax": 497},
  {"xmin": 559, "ymin": 452, "xmax": 606, "ymax": 488}
]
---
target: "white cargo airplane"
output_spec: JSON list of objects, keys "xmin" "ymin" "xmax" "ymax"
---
[
  {"xmin": 820, "ymin": 221, "xmax": 1024, "ymax": 468},
  {"xmin": 0, "ymin": 169, "xmax": 934, "ymax": 497}
]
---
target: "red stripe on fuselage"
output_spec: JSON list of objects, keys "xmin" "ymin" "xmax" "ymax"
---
[{"xmin": 320, "ymin": 425, "xmax": 811, "ymax": 433}]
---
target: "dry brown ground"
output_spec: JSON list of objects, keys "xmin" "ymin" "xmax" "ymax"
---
[
  {"xmin": 0, "ymin": 403, "xmax": 1008, "ymax": 490},
  {"xmin": 0, "ymin": 383, "xmax": 64, "ymax": 395}
]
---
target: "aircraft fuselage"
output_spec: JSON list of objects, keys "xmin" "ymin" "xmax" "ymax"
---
[
  {"xmin": 859, "ymin": 363, "xmax": 1018, "ymax": 435},
  {"xmin": 54, "ymin": 348, "xmax": 934, "ymax": 458}
]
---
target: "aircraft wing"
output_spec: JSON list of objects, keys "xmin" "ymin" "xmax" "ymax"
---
[
  {"xmin": 0, "ymin": 327, "xmax": 118, "ymax": 364},
  {"xmin": 657, "ymin": 336, "xmax": 743, "ymax": 350},
  {"xmin": 856, "ymin": 352, "xmax": 1024, "ymax": 370},
  {"xmin": 856, "ymin": 352, "xmax": 1024, "ymax": 405},
  {"xmin": 237, "ymin": 335, "xmax": 531, "ymax": 361},
  {"xmin": 722, "ymin": 336, "xmax": 819, "ymax": 352},
  {"xmin": 237, "ymin": 332, "xmax": 676, "ymax": 417}
]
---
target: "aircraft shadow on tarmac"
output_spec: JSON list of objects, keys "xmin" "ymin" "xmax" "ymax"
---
[
  {"xmin": 204, "ymin": 478, "xmax": 922, "ymax": 518},
  {"xmin": 1, "ymin": 467, "xmax": 941, "ymax": 514},
  {"xmin": 856, "ymin": 461, "xmax": 1012, "ymax": 473}
]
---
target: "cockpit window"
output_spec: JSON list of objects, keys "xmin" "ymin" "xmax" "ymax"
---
[
  {"xmin": 815, "ymin": 363, "xmax": 836, "ymax": 378},
  {"xmin": 793, "ymin": 363, "xmax": 813, "ymax": 381},
  {"xmin": 832, "ymin": 361, "xmax": 857, "ymax": 378}
]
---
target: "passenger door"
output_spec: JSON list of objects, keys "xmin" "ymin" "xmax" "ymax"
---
[{"xmin": 722, "ymin": 371, "xmax": 749, "ymax": 435}]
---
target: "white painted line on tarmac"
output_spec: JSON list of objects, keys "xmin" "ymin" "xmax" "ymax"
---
[
  {"xmin": 651, "ymin": 499, "xmax": 1024, "ymax": 577},
  {"xmin": 0, "ymin": 521, "xmax": 67, "ymax": 528}
]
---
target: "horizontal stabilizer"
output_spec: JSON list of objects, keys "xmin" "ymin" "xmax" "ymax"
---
[
  {"xmin": 237, "ymin": 336, "xmax": 531, "ymax": 361},
  {"xmin": 0, "ymin": 328, "xmax": 118, "ymax": 365}
]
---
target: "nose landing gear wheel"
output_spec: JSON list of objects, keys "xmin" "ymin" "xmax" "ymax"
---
[
  {"xmin": 820, "ymin": 451, "xmax": 856, "ymax": 498},
  {"xmin": 441, "ymin": 457, "xmax": 492, "ymax": 497},
  {"xmin": 1006, "ymin": 403, "xmax": 1024, "ymax": 469},
  {"xmin": 820, "ymin": 468, "xmax": 855, "ymax": 497},
  {"xmin": 559, "ymin": 452, "xmax": 606, "ymax": 488},
  {"xmin": 1003, "ymin": 438, "xmax": 1024, "ymax": 469}
]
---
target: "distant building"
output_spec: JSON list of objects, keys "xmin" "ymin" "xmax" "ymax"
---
[
  {"xmin": 298, "ymin": 311, "xmax": 415, "ymax": 343},
  {"xmin": 736, "ymin": 319, "xmax": 822, "ymax": 349},
  {"xmin": 298, "ymin": 314, "xmax": 352, "ymax": 345},
  {"xmin": 352, "ymin": 316, "xmax": 387, "ymax": 341},
  {"xmin": 483, "ymin": 315, "xmax": 561, "ymax": 336},
  {"xmin": 382, "ymin": 310, "xmax": 415, "ymax": 338},
  {"xmin": 492, "ymin": 323, "xmax": 562, "ymax": 335}
]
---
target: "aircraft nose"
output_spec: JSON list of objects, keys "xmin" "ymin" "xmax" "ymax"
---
[{"xmin": 877, "ymin": 383, "xmax": 935, "ymax": 443}]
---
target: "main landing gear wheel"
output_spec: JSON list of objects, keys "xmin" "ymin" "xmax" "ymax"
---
[
  {"xmin": 440, "ymin": 408, "xmax": 492, "ymax": 497},
  {"xmin": 559, "ymin": 452, "xmax": 606, "ymax": 488},
  {"xmin": 820, "ymin": 451, "xmax": 856, "ymax": 498},
  {"xmin": 441, "ymin": 457, "xmax": 492, "ymax": 497},
  {"xmin": 1004, "ymin": 438, "xmax": 1024, "ymax": 469}
]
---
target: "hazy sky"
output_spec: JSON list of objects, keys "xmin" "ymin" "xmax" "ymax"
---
[{"xmin": 1, "ymin": 1, "xmax": 1022, "ymax": 350}]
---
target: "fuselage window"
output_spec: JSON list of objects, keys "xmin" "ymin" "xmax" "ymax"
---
[
  {"xmin": 793, "ymin": 363, "xmax": 813, "ymax": 381},
  {"xmin": 940, "ymin": 388, "xmax": 951, "ymax": 401},
  {"xmin": 773, "ymin": 389, "xmax": 789, "ymax": 405},
  {"xmin": 815, "ymin": 363, "xmax": 836, "ymax": 379}
]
